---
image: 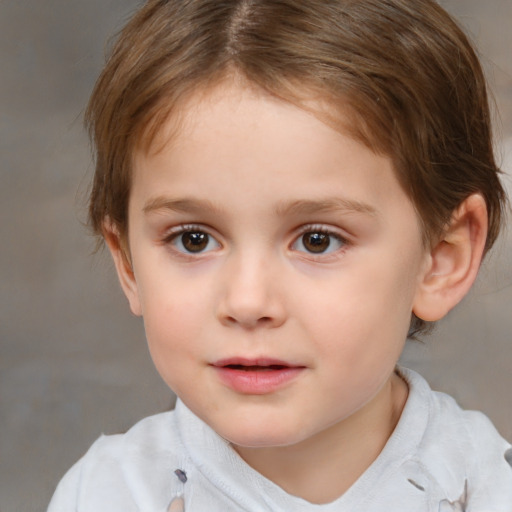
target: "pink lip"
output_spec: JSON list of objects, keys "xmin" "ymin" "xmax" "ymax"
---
[{"xmin": 211, "ymin": 358, "xmax": 306, "ymax": 395}]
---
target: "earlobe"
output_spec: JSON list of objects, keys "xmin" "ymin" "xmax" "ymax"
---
[
  {"xmin": 103, "ymin": 222, "xmax": 143, "ymax": 317},
  {"xmin": 413, "ymin": 194, "xmax": 488, "ymax": 322}
]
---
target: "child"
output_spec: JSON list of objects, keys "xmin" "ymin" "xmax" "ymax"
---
[{"xmin": 49, "ymin": 0, "xmax": 512, "ymax": 510}]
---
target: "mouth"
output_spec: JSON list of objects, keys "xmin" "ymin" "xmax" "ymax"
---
[
  {"xmin": 211, "ymin": 358, "xmax": 306, "ymax": 394},
  {"xmin": 223, "ymin": 364, "xmax": 289, "ymax": 371},
  {"xmin": 212, "ymin": 357, "xmax": 303, "ymax": 370}
]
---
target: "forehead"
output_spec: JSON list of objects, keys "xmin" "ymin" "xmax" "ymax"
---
[
  {"xmin": 141, "ymin": 75, "xmax": 385, "ymax": 160},
  {"xmin": 130, "ymin": 81, "xmax": 417, "ymax": 229},
  {"xmin": 136, "ymin": 81, "xmax": 378, "ymax": 183}
]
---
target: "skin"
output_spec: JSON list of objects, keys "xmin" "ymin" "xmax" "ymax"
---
[{"xmin": 106, "ymin": 81, "xmax": 488, "ymax": 503}]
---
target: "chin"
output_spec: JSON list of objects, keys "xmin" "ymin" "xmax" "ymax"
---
[{"xmin": 219, "ymin": 421, "xmax": 310, "ymax": 449}]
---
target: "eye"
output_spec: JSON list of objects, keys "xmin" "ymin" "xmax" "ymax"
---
[
  {"xmin": 292, "ymin": 228, "xmax": 346, "ymax": 255},
  {"xmin": 166, "ymin": 227, "xmax": 220, "ymax": 254}
]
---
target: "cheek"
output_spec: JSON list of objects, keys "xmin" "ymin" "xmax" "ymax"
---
[
  {"xmin": 142, "ymin": 303, "xmax": 204, "ymax": 395},
  {"xmin": 299, "ymin": 254, "xmax": 418, "ymax": 355},
  {"xmin": 137, "ymin": 258, "xmax": 210, "ymax": 323},
  {"xmin": 144, "ymin": 297, "xmax": 206, "ymax": 348},
  {"xmin": 138, "ymin": 275, "xmax": 211, "ymax": 369}
]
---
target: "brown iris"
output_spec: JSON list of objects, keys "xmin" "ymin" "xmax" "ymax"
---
[
  {"xmin": 181, "ymin": 231, "xmax": 209, "ymax": 252},
  {"xmin": 302, "ymin": 232, "xmax": 330, "ymax": 253}
]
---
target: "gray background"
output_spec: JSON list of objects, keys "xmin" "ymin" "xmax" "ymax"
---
[{"xmin": 0, "ymin": 1, "xmax": 511, "ymax": 511}]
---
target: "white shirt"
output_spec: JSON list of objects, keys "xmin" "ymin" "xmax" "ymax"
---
[{"xmin": 48, "ymin": 368, "xmax": 512, "ymax": 511}]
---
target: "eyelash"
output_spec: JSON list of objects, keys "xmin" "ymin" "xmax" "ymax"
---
[{"xmin": 161, "ymin": 224, "xmax": 349, "ymax": 258}]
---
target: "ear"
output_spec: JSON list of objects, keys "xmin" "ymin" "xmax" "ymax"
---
[
  {"xmin": 413, "ymin": 194, "xmax": 488, "ymax": 322},
  {"xmin": 103, "ymin": 222, "xmax": 143, "ymax": 317}
]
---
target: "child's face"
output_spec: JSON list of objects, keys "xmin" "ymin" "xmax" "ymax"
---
[{"xmin": 121, "ymin": 82, "xmax": 429, "ymax": 449}]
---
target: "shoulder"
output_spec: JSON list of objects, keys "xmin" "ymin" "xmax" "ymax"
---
[
  {"xmin": 94, "ymin": 408, "xmax": 181, "ymax": 456},
  {"xmin": 399, "ymin": 367, "xmax": 509, "ymax": 449},
  {"xmin": 413, "ymin": 370, "xmax": 510, "ymax": 463},
  {"xmin": 76, "ymin": 408, "xmax": 183, "ymax": 471},
  {"xmin": 48, "ymin": 410, "xmax": 187, "ymax": 511},
  {"xmin": 400, "ymin": 368, "xmax": 512, "ymax": 508}
]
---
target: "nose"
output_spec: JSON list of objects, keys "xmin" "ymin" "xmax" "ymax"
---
[{"xmin": 216, "ymin": 252, "xmax": 286, "ymax": 329}]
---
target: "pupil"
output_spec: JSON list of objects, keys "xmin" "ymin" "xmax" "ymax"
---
[
  {"xmin": 182, "ymin": 232, "xmax": 208, "ymax": 252},
  {"xmin": 303, "ymin": 232, "xmax": 330, "ymax": 253}
]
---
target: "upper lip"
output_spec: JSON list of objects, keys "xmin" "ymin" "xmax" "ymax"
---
[{"xmin": 211, "ymin": 357, "xmax": 304, "ymax": 368}]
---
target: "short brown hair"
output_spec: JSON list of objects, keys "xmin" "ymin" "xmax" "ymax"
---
[{"xmin": 86, "ymin": 0, "xmax": 507, "ymax": 335}]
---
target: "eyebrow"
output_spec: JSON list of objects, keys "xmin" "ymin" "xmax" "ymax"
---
[
  {"xmin": 275, "ymin": 198, "xmax": 378, "ymax": 217},
  {"xmin": 143, "ymin": 197, "xmax": 224, "ymax": 215},
  {"xmin": 143, "ymin": 196, "xmax": 377, "ymax": 217}
]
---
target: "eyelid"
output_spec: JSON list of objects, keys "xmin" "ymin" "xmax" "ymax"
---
[
  {"xmin": 162, "ymin": 223, "xmax": 217, "ymax": 240},
  {"xmin": 162, "ymin": 223, "xmax": 202, "ymax": 240},
  {"xmin": 294, "ymin": 223, "xmax": 350, "ymax": 241}
]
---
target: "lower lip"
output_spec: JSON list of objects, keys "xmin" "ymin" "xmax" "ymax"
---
[{"xmin": 213, "ymin": 366, "xmax": 305, "ymax": 394}]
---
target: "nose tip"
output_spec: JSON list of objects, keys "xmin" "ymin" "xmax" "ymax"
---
[
  {"xmin": 218, "ymin": 291, "xmax": 286, "ymax": 329},
  {"xmin": 216, "ymin": 257, "xmax": 286, "ymax": 329}
]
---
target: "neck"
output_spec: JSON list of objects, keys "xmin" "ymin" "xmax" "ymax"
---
[{"xmin": 233, "ymin": 372, "xmax": 408, "ymax": 504}]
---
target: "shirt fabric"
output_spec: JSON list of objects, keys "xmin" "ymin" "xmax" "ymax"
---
[{"xmin": 48, "ymin": 368, "xmax": 512, "ymax": 511}]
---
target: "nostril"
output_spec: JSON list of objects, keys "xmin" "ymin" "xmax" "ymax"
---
[{"xmin": 225, "ymin": 315, "xmax": 273, "ymax": 327}]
